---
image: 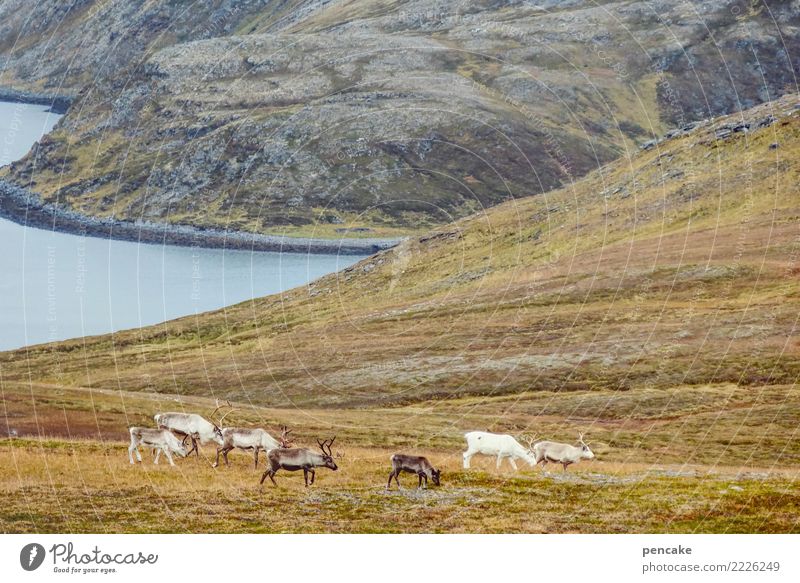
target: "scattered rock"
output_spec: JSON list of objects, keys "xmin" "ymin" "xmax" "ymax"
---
[
  {"xmin": 715, "ymin": 128, "xmax": 732, "ymax": 139},
  {"xmin": 336, "ymin": 227, "xmax": 373, "ymax": 233},
  {"xmin": 419, "ymin": 230, "xmax": 461, "ymax": 244}
]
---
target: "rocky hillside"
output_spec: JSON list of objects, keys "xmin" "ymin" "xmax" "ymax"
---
[
  {"xmin": 0, "ymin": 0, "xmax": 320, "ymax": 93},
  {"xmin": 0, "ymin": 0, "xmax": 798, "ymax": 236},
  {"xmin": 3, "ymin": 93, "xmax": 798, "ymax": 407}
]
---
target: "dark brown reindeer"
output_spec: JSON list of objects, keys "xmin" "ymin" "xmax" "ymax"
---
[
  {"xmin": 260, "ymin": 437, "xmax": 338, "ymax": 487},
  {"xmin": 387, "ymin": 454, "xmax": 441, "ymax": 489}
]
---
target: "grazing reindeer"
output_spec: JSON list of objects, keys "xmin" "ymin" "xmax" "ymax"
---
[
  {"xmin": 533, "ymin": 432, "xmax": 595, "ymax": 472},
  {"xmin": 260, "ymin": 437, "xmax": 338, "ymax": 487},
  {"xmin": 214, "ymin": 425, "xmax": 293, "ymax": 469},
  {"xmin": 128, "ymin": 427, "xmax": 188, "ymax": 466},
  {"xmin": 462, "ymin": 431, "xmax": 537, "ymax": 470},
  {"xmin": 387, "ymin": 454, "xmax": 441, "ymax": 490},
  {"xmin": 155, "ymin": 401, "xmax": 230, "ymax": 457}
]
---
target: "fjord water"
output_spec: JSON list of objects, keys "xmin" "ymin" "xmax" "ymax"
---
[{"xmin": 0, "ymin": 101, "xmax": 364, "ymax": 351}]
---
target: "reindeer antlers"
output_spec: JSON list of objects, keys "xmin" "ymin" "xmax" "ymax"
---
[
  {"xmin": 522, "ymin": 433, "xmax": 538, "ymax": 449},
  {"xmin": 217, "ymin": 402, "xmax": 234, "ymax": 427},
  {"xmin": 517, "ymin": 433, "xmax": 537, "ymax": 450},
  {"xmin": 278, "ymin": 425, "xmax": 294, "ymax": 448},
  {"xmin": 317, "ymin": 436, "xmax": 336, "ymax": 456},
  {"xmin": 210, "ymin": 399, "xmax": 234, "ymax": 427}
]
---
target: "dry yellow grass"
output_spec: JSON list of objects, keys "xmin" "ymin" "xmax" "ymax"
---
[
  {"xmin": 1, "ymin": 382, "xmax": 798, "ymax": 533},
  {"xmin": 2, "ymin": 440, "xmax": 798, "ymax": 534}
]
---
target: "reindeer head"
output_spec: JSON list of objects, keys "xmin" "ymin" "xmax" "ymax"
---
[
  {"xmin": 278, "ymin": 425, "xmax": 294, "ymax": 448},
  {"xmin": 430, "ymin": 468, "xmax": 441, "ymax": 486},
  {"xmin": 317, "ymin": 437, "xmax": 338, "ymax": 471},
  {"xmin": 210, "ymin": 399, "xmax": 234, "ymax": 445},
  {"xmin": 168, "ymin": 433, "xmax": 190, "ymax": 457},
  {"xmin": 212, "ymin": 426, "xmax": 224, "ymax": 444},
  {"xmin": 578, "ymin": 432, "xmax": 595, "ymax": 460},
  {"xmin": 518, "ymin": 434, "xmax": 538, "ymax": 466}
]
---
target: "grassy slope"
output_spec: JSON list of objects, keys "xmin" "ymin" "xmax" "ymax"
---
[{"xmin": 3, "ymin": 94, "xmax": 798, "ymax": 405}]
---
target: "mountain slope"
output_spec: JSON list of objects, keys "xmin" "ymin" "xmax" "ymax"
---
[
  {"xmin": 0, "ymin": 0, "xmax": 323, "ymax": 94},
  {"xmin": 3, "ymin": 93, "xmax": 799, "ymax": 407},
  {"xmin": 1, "ymin": 0, "xmax": 798, "ymax": 235}
]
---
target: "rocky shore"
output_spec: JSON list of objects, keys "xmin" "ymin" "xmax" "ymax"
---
[
  {"xmin": 0, "ymin": 87, "xmax": 71, "ymax": 114},
  {"xmin": 0, "ymin": 180, "xmax": 402, "ymax": 255}
]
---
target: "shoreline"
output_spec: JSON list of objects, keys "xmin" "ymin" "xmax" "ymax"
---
[
  {"xmin": 0, "ymin": 179, "xmax": 403, "ymax": 255},
  {"xmin": 0, "ymin": 90, "xmax": 401, "ymax": 255},
  {"xmin": 0, "ymin": 87, "xmax": 72, "ymax": 114}
]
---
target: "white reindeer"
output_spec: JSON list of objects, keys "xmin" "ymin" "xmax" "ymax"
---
[
  {"xmin": 214, "ymin": 425, "xmax": 293, "ymax": 469},
  {"xmin": 533, "ymin": 432, "xmax": 595, "ymax": 472},
  {"xmin": 128, "ymin": 427, "xmax": 188, "ymax": 466},
  {"xmin": 154, "ymin": 402, "xmax": 229, "ymax": 457},
  {"xmin": 462, "ymin": 431, "xmax": 537, "ymax": 470}
]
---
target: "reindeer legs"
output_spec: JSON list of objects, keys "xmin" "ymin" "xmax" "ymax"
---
[
  {"xmin": 163, "ymin": 447, "xmax": 176, "ymax": 466},
  {"xmin": 178, "ymin": 431, "xmax": 199, "ymax": 456},
  {"xmin": 213, "ymin": 445, "xmax": 233, "ymax": 468},
  {"xmin": 128, "ymin": 443, "xmax": 141, "ymax": 464},
  {"xmin": 260, "ymin": 468, "xmax": 278, "ymax": 486},
  {"xmin": 387, "ymin": 470, "xmax": 403, "ymax": 489},
  {"xmin": 184, "ymin": 435, "xmax": 199, "ymax": 457}
]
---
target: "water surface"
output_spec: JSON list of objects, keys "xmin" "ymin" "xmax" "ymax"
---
[{"xmin": 0, "ymin": 101, "xmax": 363, "ymax": 351}]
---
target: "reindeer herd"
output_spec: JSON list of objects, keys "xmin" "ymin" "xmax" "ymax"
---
[{"xmin": 128, "ymin": 401, "xmax": 597, "ymax": 489}]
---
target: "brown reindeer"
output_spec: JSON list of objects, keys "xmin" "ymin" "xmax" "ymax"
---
[
  {"xmin": 260, "ymin": 437, "xmax": 338, "ymax": 487},
  {"xmin": 387, "ymin": 454, "xmax": 441, "ymax": 489}
]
